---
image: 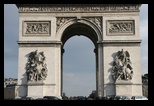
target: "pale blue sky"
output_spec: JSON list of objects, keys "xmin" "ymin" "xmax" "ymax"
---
[{"xmin": 4, "ymin": 4, "xmax": 148, "ymax": 97}]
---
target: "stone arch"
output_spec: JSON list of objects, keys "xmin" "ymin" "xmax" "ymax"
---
[
  {"xmin": 57, "ymin": 18, "xmax": 104, "ymax": 97},
  {"xmin": 16, "ymin": 4, "xmax": 143, "ymax": 99},
  {"xmin": 56, "ymin": 18, "xmax": 102, "ymax": 45}
]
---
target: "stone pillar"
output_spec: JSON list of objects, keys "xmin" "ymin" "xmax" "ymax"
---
[
  {"xmin": 61, "ymin": 48, "xmax": 65, "ymax": 97},
  {"xmin": 27, "ymin": 81, "xmax": 45, "ymax": 98},
  {"xmin": 54, "ymin": 43, "xmax": 62, "ymax": 99},
  {"xmin": 115, "ymin": 80, "xmax": 132, "ymax": 97},
  {"xmin": 97, "ymin": 43, "xmax": 104, "ymax": 97},
  {"xmin": 16, "ymin": 41, "xmax": 63, "ymax": 98},
  {"xmin": 94, "ymin": 48, "xmax": 98, "ymax": 97}
]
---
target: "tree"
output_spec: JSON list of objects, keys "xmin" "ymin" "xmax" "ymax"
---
[
  {"xmin": 62, "ymin": 92, "xmax": 69, "ymax": 100},
  {"xmin": 88, "ymin": 90, "xmax": 97, "ymax": 99},
  {"xmin": 142, "ymin": 73, "xmax": 148, "ymax": 98}
]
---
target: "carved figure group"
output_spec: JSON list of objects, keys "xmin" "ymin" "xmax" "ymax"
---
[
  {"xmin": 112, "ymin": 49, "xmax": 133, "ymax": 81},
  {"xmin": 56, "ymin": 17, "xmax": 72, "ymax": 31},
  {"xmin": 26, "ymin": 23, "xmax": 49, "ymax": 34},
  {"xmin": 109, "ymin": 22, "xmax": 132, "ymax": 33},
  {"xmin": 25, "ymin": 50, "xmax": 48, "ymax": 81}
]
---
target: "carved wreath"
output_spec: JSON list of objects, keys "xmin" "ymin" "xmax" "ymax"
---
[
  {"xmin": 112, "ymin": 49, "xmax": 133, "ymax": 81},
  {"xmin": 25, "ymin": 50, "xmax": 48, "ymax": 81}
]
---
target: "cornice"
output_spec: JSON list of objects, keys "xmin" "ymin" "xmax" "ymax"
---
[
  {"xmin": 17, "ymin": 41, "xmax": 62, "ymax": 47},
  {"xmin": 97, "ymin": 40, "xmax": 142, "ymax": 46},
  {"xmin": 97, "ymin": 40, "xmax": 142, "ymax": 44},
  {"xmin": 16, "ymin": 4, "xmax": 101, "ymax": 7},
  {"xmin": 17, "ymin": 41, "xmax": 62, "ymax": 44},
  {"xmin": 16, "ymin": 4, "xmax": 142, "ymax": 13},
  {"xmin": 16, "ymin": 4, "xmax": 141, "ymax": 7}
]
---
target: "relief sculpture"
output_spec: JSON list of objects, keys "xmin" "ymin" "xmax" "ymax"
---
[
  {"xmin": 26, "ymin": 23, "xmax": 49, "ymax": 34},
  {"xmin": 112, "ymin": 49, "xmax": 133, "ymax": 81},
  {"xmin": 84, "ymin": 17, "xmax": 102, "ymax": 29},
  {"xmin": 18, "ymin": 5, "xmax": 141, "ymax": 13},
  {"xmin": 108, "ymin": 20, "xmax": 134, "ymax": 34},
  {"xmin": 25, "ymin": 50, "xmax": 48, "ymax": 81},
  {"xmin": 56, "ymin": 17, "xmax": 75, "ymax": 31}
]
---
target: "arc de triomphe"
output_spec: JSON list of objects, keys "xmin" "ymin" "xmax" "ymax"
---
[{"xmin": 16, "ymin": 4, "xmax": 143, "ymax": 98}]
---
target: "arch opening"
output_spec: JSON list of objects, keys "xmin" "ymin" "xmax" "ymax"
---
[
  {"xmin": 61, "ymin": 23, "xmax": 99, "ymax": 97},
  {"xmin": 61, "ymin": 23, "xmax": 99, "ymax": 48},
  {"xmin": 63, "ymin": 36, "xmax": 96, "ymax": 97}
]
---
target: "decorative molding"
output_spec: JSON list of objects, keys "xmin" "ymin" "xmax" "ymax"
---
[
  {"xmin": 16, "ymin": 84, "xmax": 56, "ymax": 86},
  {"xmin": 27, "ymin": 81, "xmax": 44, "ymax": 85},
  {"xmin": 56, "ymin": 17, "xmax": 102, "ymax": 32},
  {"xmin": 16, "ymin": 4, "xmax": 141, "ymax": 13},
  {"xmin": 83, "ymin": 17, "xmax": 102, "ymax": 30},
  {"xmin": 103, "ymin": 83, "xmax": 142, "ymax": 85},
  {"xmin": 23, "ymin": 21, "xmax": 51, "ymax": 36},
  {"xmin": 56, "ymin": 17, "xmax": 76, "ymax": 32},
  {"xmin": 103, "ymin": 43, "xmax": 141, "ymax": 46},
  {"xmin": 17, "ymin": 41, "xmax": 62, "ymax": 44},
  {"xmin": 97, "ymin": 40, "xmax": 142, "ymax": 44},
  {"xmin": 97, "ymin": 40, "xmax": 141, "ymax": 46},
  {"xmin": 17, "ymin": 41, "xmax": 62, "ymax": 47},
  {"xmin": 107, "ymin": 20, "xmax": 135, "ymax": 35}
]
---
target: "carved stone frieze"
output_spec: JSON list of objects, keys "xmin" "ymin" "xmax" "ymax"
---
[
  {"xmin": 17, "ymin": 4, "xmax": 141, "ymax": 13},
  {"xmin": 56, "ymin": 17, "xmax": 102, "ymax": 32},
  {"xmin": 56, "ymin": 17, "xmax": 76, "ymax": 31},
  {"xmin": 107, "ymin": 20, "xmax": 135, "ymax": 35},
  {"xmin": 25, "ymin": 50, "xmax": 48, "ymax": 82},
  {"xmin": 23, "ymin": 21, "xmax": 51, "ymax": 36},
  {"xmin": 83, "ymin": 17, "xmax": 102, "ymax": 29}
]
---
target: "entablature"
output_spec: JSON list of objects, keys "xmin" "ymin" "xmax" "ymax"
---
[{"xmin": 16, "ymin": 4, "xmax": 142, "ymax": 13}]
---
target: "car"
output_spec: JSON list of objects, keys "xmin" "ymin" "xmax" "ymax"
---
[
  {"xmin": 15, "ymin": 97, "xmax": 35, "ymax": 100},
  {"xmin": 111, "ymin": 95, "xmax": 130, "ymax": 100},
  {"xmin": 86, "ymin": 98, "xmax": 93, "ymax": 100},
  {"xmin": 43, "ymin": 96, "xmax": 62, "ymax": 100},
  {"xmin": 35, "ymin": 98, "xmax": 48, "ymax": 100},
  {"xmin": 21, "ymin": 97, "xmax": 35, "ymax": 100},
  {"xmin": 131, "ymin": 96, "xmax": 148, "ymax": 100},
  {"xmin": 15, "ymin": 97, "xmax": 22, "ymax": 100}
]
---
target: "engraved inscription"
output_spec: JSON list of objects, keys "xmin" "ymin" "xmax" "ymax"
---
[
  {"xmin": 23, "ymin": 21, "xmax": 50, "ymax": 36},
  {"xmin": 108, "ymin": 20, "xmax": 134, "ymax": 35}
]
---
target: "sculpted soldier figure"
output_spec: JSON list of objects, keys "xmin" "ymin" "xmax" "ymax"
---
[
  {"xmin": 112, "ymin": 49, "xmax": 133, "ymax": 81},
  {"xmin": 25, "ymin": 50, "xmax": 48, "ymax": 81}
]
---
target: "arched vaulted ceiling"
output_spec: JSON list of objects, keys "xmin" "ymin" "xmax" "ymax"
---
[{"xmin": 62, "ymin": 23, "xmax": 98, "ymax": 48}]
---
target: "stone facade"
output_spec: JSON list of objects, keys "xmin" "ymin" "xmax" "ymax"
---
[
  {"xmin": 4, "ymin": 85, "xmax": 18, "ymax": 99},
  {"xmin": 16, "ymin": 4, "xmax": 142, "ymax": 98},
  {"xmin": 4, "ymin": 78, "xmax": 18, "ymax": 87}
]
